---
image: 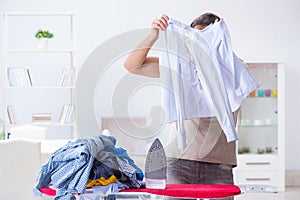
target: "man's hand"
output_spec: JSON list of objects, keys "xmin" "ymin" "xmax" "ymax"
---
[
  {"xmin": 151, "ymin": 14, "xmax": 170, "ymax": 30},
  {"xmin": 151, "ymin": 14, "xmax": 170, "ymax": 38}
]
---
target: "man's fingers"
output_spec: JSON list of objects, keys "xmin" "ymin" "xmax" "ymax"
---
[
  {"xmin": 151, "ymin": 14, "xmax": 170, "ymax": 31},
  {"xmin": 152, "ymin": 19, "xmax": 167, "ymax": 30}
]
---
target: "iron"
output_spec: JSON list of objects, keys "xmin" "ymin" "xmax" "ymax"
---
[{"xmin": 145, "ymin": 138, "xmax": 167, "ymax": 189}]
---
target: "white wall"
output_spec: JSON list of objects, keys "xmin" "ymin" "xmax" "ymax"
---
[{"xmin": 0, "ymin": 0, "xmax": 300, "ymax": 170}]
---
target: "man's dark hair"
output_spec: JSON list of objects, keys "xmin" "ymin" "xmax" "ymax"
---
[{"xmin": 190, "ymin": 13, "xmax": 220, "ymax": 28}]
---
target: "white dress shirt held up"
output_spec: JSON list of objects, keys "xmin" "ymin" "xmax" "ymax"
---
[{"xmin": 160, "ymin": 19, "xmax": 259, "ymax": 149}]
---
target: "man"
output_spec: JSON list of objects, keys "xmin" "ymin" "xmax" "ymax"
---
[{"xmin": 124, "ymin": 13, "xmax": 257, "ymax": 200}]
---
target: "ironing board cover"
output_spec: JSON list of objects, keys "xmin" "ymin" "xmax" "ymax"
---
[
  {"xmin": 40, "ymin": 184, "xmax": 241, "ymax": 199},
  {"xmin": 121, "ymin": 184, "xmax": 241, "ymax": 198}
]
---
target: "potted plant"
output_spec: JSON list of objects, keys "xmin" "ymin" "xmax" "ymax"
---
[{"xmin": 35, "ymin": 29, "xmax": 54, "ymax": 49}]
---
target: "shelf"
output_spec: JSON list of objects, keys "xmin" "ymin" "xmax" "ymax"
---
[
  {"xmin": 3, "ymin": 12, "xmax": 77, "ymax": 140},
  {"xmin": 8, "ymin": 123, "xmax": 75, "ymax": 127},
  {"xmin": 238, "ymin": 124, "xmax": 277, "ymax": 128},
  {"xmin": 4, "ymin": 12, "xmax": 75, "ymax": 16},
  {"xmin": 7, "ymin": 86, "xmax": 74, "ymax": 90},
  {"xmin": 247, "ymin": 96, "xmax": 277, "ymax": 99},
  {"xmin": 237, "ymin": 153, "xmax": 278, "ymax": 157},
  {"xmin": 7, "ymin": 49, "xmax": 76, "ymax": 53},
  {"xmin": 237, "ymin": 151, "xmax": 277, "ymax": 159}
]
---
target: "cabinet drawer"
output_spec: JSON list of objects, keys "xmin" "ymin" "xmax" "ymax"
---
[
  {"xmin": 237, "ymin": 155, "xmax": 278, "ymax": 170},
  {"xmin": 234, "ymin": 171, "xmax": 278, "ymax": 186}
]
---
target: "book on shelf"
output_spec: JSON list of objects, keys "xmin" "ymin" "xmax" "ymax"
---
[
  {"xmin": 32, "ymin": 113, "xmax": 52, "ymax": 124},
  {"xmin": 59, "ymin": 105, "xmax": 69, "ymax": 124},
  {"xmin": 64, "ymin": 104, "xmax": 74, "ymax": 123},
  {"xmin": 57, "ymin": 68, "xmax": 75, "ymax": 87},
  {"xmin": 7, "ymin": 105, "xmax": 16, "ymax": 124},
  {"xmin": 25, "ymin": 68, "xmax": 33, "ymax": 86},
  {"xmin": 57, "ymin": 69, "xmax": 67, "ymax": 87},
  {"xmin": 7, "ymin": 67, "xmax": 32, "ymax": 87},
  {"xmin": 59, "ymin": 104, "xmax": 74, "ymax": 124}
]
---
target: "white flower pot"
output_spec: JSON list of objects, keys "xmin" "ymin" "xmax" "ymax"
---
[{"xmin": 37, "ymin": 38, "xmax": 49, "ymax": 50}]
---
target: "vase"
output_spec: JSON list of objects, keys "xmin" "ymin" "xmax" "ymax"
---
[{"xmin": 37, "ymin": 38, "xmax": 48, "ymax": 50}]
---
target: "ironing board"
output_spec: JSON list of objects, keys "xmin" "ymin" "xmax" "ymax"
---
[{"xmin": 40, "ymin": 184, "xmax": 241, "ymax": 199}]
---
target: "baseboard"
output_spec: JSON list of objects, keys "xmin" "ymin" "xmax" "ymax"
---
[{"xmin": 286, "ymin": 171, "xmax": 300, "ymax": 187}]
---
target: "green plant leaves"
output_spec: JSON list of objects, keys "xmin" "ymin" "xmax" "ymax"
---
[{"xmin": 35, "ymin": 29, "xmax": 54, "ymax": 39}]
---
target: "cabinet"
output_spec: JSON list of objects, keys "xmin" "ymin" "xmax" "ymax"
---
[
  {"xmin": 233, "ymin": 63, "xmax": 285, "ymax": 191},
  {"xmin": 3, "ymin": 13, "xmax": 77, "ymax": 139}
]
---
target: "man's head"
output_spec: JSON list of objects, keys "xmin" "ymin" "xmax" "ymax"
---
[{"xmin": 190, "ymin": 13, "xmax": 220, "ymax": 30}]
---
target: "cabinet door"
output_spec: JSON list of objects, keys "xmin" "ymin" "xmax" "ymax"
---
[
  {"xmin": 237, "ymin": 63, "xmax": 279, "ymax": 155},
  {"xmin": 234, "ymin": 170, "xmax": 278, "ymax": 186}
]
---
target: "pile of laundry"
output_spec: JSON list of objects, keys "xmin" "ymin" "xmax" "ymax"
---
[{"xmin": 33, "ymin": 135, "xmax": 144, "ymax": 200}]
